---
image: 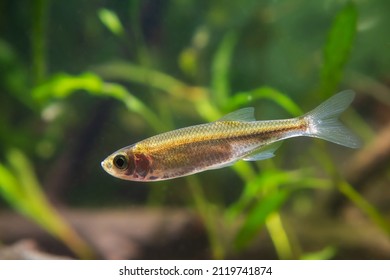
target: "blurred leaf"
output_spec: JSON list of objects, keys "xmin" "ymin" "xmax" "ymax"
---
[
  {"xmin": 32, "ymin": 72, "xmax": 164, "ymax": 131},
  {"xmin": 266, "ymin": 212, "xmax": 293, "ymax": 260},
  {"xmin": 32, "ymin": 0, "xmax": 49, "ymax": 84},
  {"xmin": 93, "ymin": 61, "xmax": 204, "ymax": 101},
  {"xmin": 179, "ymin": 47, "xmax": 198, "ymax": 77},
  {"xmin": 93, "ymin": 62, "xmax": 222, "ymax": 123},
  {"xmin": 32, "ymin": 72, "xmax": 102, "ymax": 101},
  {"xmin": 7, "ymin": 149, "xmax": 46, "ymax": 207},
  {"xmin": 227, "ymin": 168, "xmax": 329, "ymax": 221},
  {"xmin": 227, "ymin": 87, "xmax": 303, "ymax": 116},
  {"xmin": 0, "ymin": 149, "xmax": 94, "ymax": 259},
  {"xmin": 319, "ymin": 3, "xmax": 357, "ymax": 97},
  {"xmin": 212, "ymin": 31, "xmax": 238, "ymax": 107},
  {"xmin": 337, "ymin": 180, "xmax": 390, "ymax": 236},
  {"xmin": 234, "ymin": 189, "xmax": 289, "ymax": 250},
  {"xmin": 0, "ymin": 39, "xmax": 32, "ymax": 109},
  {"xmin": 187, "ymin": 176, "xmax": 225, "ymax": 259},
  {"xmin": 98, "ymin": 8, "xmax": 124, "ymax": 37},
  {"xmin": 0, "ymin": 164, "xmax": 24, "ymax": 206},
  {"xmin": 301, "ymin": 246, "xmax": 336, "ymax": 260}
]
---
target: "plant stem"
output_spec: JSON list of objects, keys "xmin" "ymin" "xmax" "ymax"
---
[
  {"xmin": 337, "ymin": 180, "xmax": 390, "ymax": 235},
  {"xmin": 266, "ymin": 212, "xmax": 294, "ymax": 259},
  {"xmin": 187, "ymin": 176, "xmax": 225, "ymax": 259},
  {"xmin": 32, "ymin": 0, "xmax": 49, "ymax": 85}
]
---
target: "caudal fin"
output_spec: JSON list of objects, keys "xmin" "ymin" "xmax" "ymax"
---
[{"xmin": 303, "ymin": 90, "xmax": 361, "ymax": 148}]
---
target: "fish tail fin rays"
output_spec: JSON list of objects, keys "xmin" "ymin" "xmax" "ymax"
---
[{"xmin": 303, "ymin": 90, "xmax": 361, "ymax": 148}]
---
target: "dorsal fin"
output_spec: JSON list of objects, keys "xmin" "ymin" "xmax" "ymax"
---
[{"xmin": 217, "ymin": 107, "xmax": 256, "ymax": 122}]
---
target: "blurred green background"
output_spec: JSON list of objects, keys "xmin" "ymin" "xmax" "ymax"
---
[{"xmin": 1, "ymin": 0, "xmax": 390, "ymax": 260}]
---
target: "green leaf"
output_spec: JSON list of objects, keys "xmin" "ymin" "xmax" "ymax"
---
[
  {"xmin": 0, "ymin": 164, "xmax": 24, "ymax": 208},
  {"xmin": 32, "ymin": 72, "xmax": 164, "ymax": 131},
  {"xmin": 227, "ymin": 168, "xmax": 330, "ymax": 222},
  {"xmin": 234, "ymin": 189, "xmax": 289, "ymax": 250},
  {"xmin": 319, "ymin": 3, "xmax": 357, "ymax": 97},
  {"xmin": 92, "ymin": 62, "xmax": 190, "ymax": 99},
  {"xmin": 227, "ymin": 87, "xmax": 303, "ymax": 116},
  {"xmin": 0, "ymin": 149, "xmax": 94, "ymax": 259},
  {"xmin": 98, "ymin": 8, "xmax": 124, "ymax": 37},
  {"xmin": 32, "ymin": 72, "xmax": 103, "ymax": 102},
  {"xmin": 301, "ymin": 246, "xmax": 336, "ymax": 260},
  {"xmin": 212, "ymin": 31, "xmax": 238, "ymax": 107},
  {"xmin": 338, "ymin": 180, "xmax": 390, "ymax": 236}
]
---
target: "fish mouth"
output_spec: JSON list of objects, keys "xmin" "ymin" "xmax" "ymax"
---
[{"xmin": 101, "ymin": 159, "xmax": 112, "ymax": 172}]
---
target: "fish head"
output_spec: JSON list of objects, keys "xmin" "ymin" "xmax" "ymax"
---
[{"xmin": 101, "ymin": 145, "xmax": 152, "ymax": 181}]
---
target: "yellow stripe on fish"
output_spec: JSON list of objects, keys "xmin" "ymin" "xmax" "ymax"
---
[{"xmin": 101, "ymin": 90, "xmax": 360, "ymax": 182}]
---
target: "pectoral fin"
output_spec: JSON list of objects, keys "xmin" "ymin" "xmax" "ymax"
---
[{"xmin": 242, "ymin": 141, "xmax": 283, "ymax": 161}]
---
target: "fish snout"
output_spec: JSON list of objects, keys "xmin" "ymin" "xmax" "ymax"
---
[{"xmin": 101, "ymin": 158, "xmax": 112, "ymax": 172}]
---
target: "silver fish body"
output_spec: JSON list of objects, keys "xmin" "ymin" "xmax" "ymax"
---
[{"xmin": 101, "ymin": 90, "xmax": 360, "ymax": 181}]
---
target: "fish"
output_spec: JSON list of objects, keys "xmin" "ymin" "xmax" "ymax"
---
[{"xmin": 101, "ymin": 90, "xmax": 360, "ymax": 182}]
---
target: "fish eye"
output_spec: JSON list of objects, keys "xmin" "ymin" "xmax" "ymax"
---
[{"xmin": 113, "ymin": 154, "xmax": 128, "ymax": 170}]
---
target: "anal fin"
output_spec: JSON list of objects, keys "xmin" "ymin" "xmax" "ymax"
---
[
  {"xmin": 242, "ymin": 141, "xmax": 283, "ymax": 161},
  {"xmin": 207, "ymin": 160, "xmax": 236, "ymax": 170}
]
